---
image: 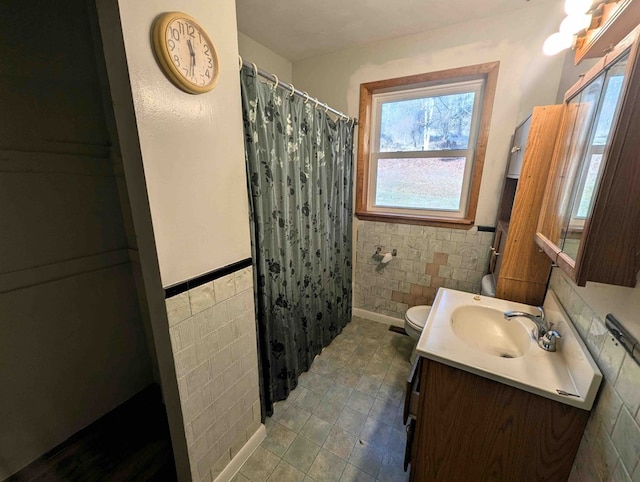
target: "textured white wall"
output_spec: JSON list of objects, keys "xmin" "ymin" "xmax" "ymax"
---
[
  {"xmin": 114, "ymin": 0, "xmax": 252, "ymax": 288},
  {"xmin": 550, "ymin": 270, "xmax": 640, "ymax": 481},
  {"xmin": 292, "ymin": 0, "xmax": 567, "ymax": 227}
]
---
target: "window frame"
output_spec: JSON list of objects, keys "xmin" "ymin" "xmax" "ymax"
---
[{"xmin": 355, "ymin": 62, "xmax": 500, "ymax": 228}]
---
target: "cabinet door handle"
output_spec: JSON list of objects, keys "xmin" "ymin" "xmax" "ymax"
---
[{"xmin": 511, "ymin": 146, "xmax": 521, "ymax": 153}]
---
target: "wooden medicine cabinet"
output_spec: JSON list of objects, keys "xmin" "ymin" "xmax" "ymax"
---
[{"xmin": 536, "ymin": 26, "xmax": 640, "ymax": 287}]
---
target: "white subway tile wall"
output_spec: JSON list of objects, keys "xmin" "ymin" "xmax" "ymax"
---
[
  {"xmin": 355, "ymin": 221, "xmax": 493, "ymax": 318},
  {"xmin": 550, "ymin": 270, "xmax": 640, "ymax": 482},
  {"xmin": 166, "ymin": 267, "xmax": 261, "ymax": 481}
]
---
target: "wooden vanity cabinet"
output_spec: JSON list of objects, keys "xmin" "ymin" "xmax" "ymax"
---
[
  {"xmin": 407, "ymin": 357, "xmax": 589, "ymax": 482},
  {"xmin": 490, "ymin": 105, "xmax": 563, "ymax": 305},
  {"xmin": 536, "ymin": 26, "xmax": 640, "ymax": 287}
]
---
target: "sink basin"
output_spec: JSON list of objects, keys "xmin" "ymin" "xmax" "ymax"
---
[
  {"xmin": 450, "ymin": 305, "xmax": 532, "ymax": 358},
  {"xmin": 416, "ymin": 288, "xmax": 602, "ymax": 410}
]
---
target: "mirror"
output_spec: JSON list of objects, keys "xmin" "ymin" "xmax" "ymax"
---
[{"xmin": 560, "ymin": 53, "xmax": 629, "ymax": 260}]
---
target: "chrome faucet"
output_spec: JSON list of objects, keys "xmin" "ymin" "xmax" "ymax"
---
[{"xmin": 504, "ymin": 306, "xmax": 561, "ymax": 352}]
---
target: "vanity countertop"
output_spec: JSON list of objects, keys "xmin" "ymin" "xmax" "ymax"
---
[{"xmin": 416, "ymin": 288, "xmax": 602, "ymax": 410}]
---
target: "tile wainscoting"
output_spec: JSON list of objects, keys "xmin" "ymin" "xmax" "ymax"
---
[
  {"xmin": 354, "ymin": 221, "xmax": 494, "ymax": 318},
  {"xmin": 549, "ymin": 269, "xmax": 640, "ymax": 482},
  {"xmin": 165, "ymin": 265, "xmax": 263, "ymax": 482}
]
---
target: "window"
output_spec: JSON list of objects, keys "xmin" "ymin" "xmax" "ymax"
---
[
  {"xmin": 356, "ymin": 63, "xmax": 499, "ymax": 227},
  {"xmin": 572, "ymin": 68, "xmax": 624, "ymax": 221}
]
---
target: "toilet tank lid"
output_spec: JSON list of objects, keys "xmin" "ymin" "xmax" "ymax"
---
[{"xmin": 406, "ymin": 305, "xmax": 431, "ymax": 329}]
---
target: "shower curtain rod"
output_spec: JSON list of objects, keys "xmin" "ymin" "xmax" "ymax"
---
[{"xmin": 240, "ymin": 56, "xmax": 357, "ymax": 124}]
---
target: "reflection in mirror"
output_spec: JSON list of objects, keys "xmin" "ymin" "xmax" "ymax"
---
[
  {"xmin": 555, "ymin": 75, "xmax": 604, "ymax": 251},
  {"xmin": 561, "ymin": 53, "xmax": 629, "ymax": 260}
]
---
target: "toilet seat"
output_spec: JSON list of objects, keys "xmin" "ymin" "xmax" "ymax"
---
[{"xmin": 405, "ymin": 305, "xmax": 431, "ymax": 331}]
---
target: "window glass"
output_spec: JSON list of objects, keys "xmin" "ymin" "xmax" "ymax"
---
[
  {"xmin": 375, "ymin": 157, "xmax": 465, "ymax": 210},
  {"xmin": 368, "ymin": 80, "xmax": 483, "ymax": 218},
  {"xmin": 379, "ymin": 92, "xmax": 475, "ymax": 152}
]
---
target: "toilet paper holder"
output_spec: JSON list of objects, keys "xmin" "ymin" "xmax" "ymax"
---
[{"xmin": 372, "ymin": 247, "xmax": 397, "ymax": 268}]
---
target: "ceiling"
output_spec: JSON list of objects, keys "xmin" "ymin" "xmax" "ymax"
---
[{"xmin": 236, "ymin": 0, "xmax": 540, "ymax": 62}]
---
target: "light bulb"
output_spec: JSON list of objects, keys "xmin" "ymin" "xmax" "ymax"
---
[
  {"xmin": 565, "ymin": 0, "xmax": 592, "ymax": 16},
  {"xmin": 560, "ymin": 13, "xmax": 592, "ymax": 34},
  {"xmin": 543, "ymin": 32, "xmax": 574, "ymax": 56}
]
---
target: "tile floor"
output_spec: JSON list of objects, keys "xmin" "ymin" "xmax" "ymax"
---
[{"xmin": 234, "ymin": 317, "xmax": 415, "ymax": 482}]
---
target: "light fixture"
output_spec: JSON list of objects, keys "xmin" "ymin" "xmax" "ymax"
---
[
  {"xmin": 565, "ymin": 0, "xmax": 592, "ymax": 16},
  {"xmin": 560, "ymin": 13, "xmax": 593, "ymax": 35},
  {"xmin": 543, "ymin": 0, "xmax": 609, "ymax": 55},
  {"xmin": 543, "ymin": 32, "xmax": 575, "ymax": 56}
]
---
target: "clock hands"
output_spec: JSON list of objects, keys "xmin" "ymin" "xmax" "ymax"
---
[{"xmin": 187, "ymin": 38, "xmax": 195, "ymax": 78}]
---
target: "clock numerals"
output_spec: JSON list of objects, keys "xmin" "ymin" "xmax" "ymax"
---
[{"xmin": 155, "ymin": 13, "xmax": 219, "ymax": 93}]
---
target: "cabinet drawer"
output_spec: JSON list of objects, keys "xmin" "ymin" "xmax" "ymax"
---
[{"xmin": 403, "ymin": 356, "xmax": 421, "ymax": 425}]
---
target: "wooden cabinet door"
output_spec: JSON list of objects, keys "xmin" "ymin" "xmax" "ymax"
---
[
  {"xmin": 410, "ymin": 358, "xmax": 589, "ymax": 482},
  {"xmin": 536, "ymin": 28, "xmax": 640, "ymax": 287}
]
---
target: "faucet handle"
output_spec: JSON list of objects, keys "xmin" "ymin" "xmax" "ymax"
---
[{"xmin": 538, "ymin": 330, "xmax": 561, "ymax": 352}]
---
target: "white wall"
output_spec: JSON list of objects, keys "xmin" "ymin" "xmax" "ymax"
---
[
  {"xmin": 113, "ymin": 0, "xmax": 252, "ymax": 288},
  {"xmin": 556, "ymin": 49, "xmax": 600, "ymax": 103},
  {"xmin": 97, "ymin": 1, "xmax": 259, "ymax": 480},
  {"xmin": 292, "ymin": 0, "xmax": 567, "ymax": 227},
  {"xmin": 238, "ymin": 32, "xmax": 293, "ymax": 83}
]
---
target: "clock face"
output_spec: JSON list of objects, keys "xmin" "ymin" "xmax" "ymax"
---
[{"xmin": 153, "ymin": 12, "xmax": 220, "ymax": 94}]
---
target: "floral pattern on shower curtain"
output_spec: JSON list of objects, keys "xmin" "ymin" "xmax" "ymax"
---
[{"xmin": 240, "ymin": 67, "xmax": 354, "ymax": 416}]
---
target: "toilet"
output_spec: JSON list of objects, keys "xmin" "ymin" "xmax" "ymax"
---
[
  {"xmin": 404, "ymin": 304, "xmax": 431, "ymax": 363},
  {"xmin": 481, "ymin": 273, "xmax": 496, "ymax": 298},
  {"xmin": 404, "ymin": 304, "xmax": 431, "ymax": 341},
  {"xmin": 403, "ymin": 274, "xmax": 496, "ymax": 342}
]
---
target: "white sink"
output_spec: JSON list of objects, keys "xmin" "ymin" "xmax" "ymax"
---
[
  {"xmin": 416, "ymin": 288, "xmax": 602, "ymax": 410},
  {"xmin": 450, "ymin": 305, "xmax": 532, "ymax": 358}
]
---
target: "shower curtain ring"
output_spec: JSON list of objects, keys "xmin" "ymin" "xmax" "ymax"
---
[
  {"xmin": 289, "ymin": 83, "xmax": 295, "ymax": 97},
  {"xmin": 238, "ymin": 55, "xmax": 243, "ymax": 70},
  {"xmin": 272, "ymin": 74, "xmax": 279, "ymax": 90},
  {"xmin": 314, "ymin": 98, "xmax": 319, "ymax": 109},
  {"xmin": 324, "ymin": 103, "xmax": 330, "ymax": 114},
  {"xmin": 303, "ymin": 92, "xmax": 310, "ymax": 103},
  {"xmin": 251, "ymin": 62, "xmax": 258, "ymax": 78}
]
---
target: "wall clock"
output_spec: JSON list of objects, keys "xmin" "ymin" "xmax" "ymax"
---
[{"xmin": 152, "ymin": 12, "xmax": 220, "ymax": 94}]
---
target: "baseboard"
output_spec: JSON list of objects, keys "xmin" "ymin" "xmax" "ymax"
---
[
  {"xmin": 352, "ymin": 308, "xmax": 404, "ymax": 328},
  {"xmin": 214, "ymin": 424, "xmax": 266, "ymax": 482}
]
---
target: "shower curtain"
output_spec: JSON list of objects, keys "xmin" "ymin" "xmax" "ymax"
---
[{"xmin": 240, "ymin": 67, "xmax": 354, "ymax": 416}]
